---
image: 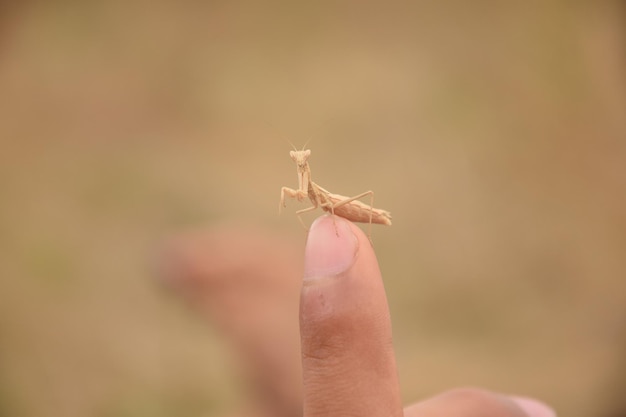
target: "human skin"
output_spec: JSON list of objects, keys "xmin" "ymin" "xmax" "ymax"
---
[{"xmin": 160, "ymin": 215, "xmax": 556, "ymax": 417}]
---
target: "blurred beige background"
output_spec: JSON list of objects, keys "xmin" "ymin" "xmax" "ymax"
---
[{"xmin": 1, "ymin": 2, "xmax": 625, "ymax": 417}]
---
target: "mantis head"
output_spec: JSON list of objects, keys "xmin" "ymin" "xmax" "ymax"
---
[{"xmin": 289, "ymin": 149, "xmax": 311, "ymax": 169}]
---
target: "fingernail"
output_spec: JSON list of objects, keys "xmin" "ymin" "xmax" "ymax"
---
[
  {"xmin": 510, "ymin": 396, "xmax": 557, "ymax": 417},
  {"xmin": 304, "ymin": 215, "xmax": 358, "ymax": 279}
]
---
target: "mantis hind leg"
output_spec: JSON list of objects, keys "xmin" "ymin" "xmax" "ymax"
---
[{"xmin": 329, "ymin": 190, "xmax": 375, "ymax": 242}]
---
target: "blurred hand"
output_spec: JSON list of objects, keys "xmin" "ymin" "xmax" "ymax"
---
[{"xmin": 161, "ymin": 215, "xmax": 556, "ymax": 417}]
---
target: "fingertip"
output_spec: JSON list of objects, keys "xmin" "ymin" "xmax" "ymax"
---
[
  {"xmin": 510, "ymin": 396, "xmax": 557, "ymax": 417},
  {"xmin": 304, "ymin": 215, "xmax": 358, "ymax": 279}
]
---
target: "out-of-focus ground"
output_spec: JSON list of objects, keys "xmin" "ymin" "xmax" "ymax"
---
[{"xmin": 1, "ymin": 2, "xmax": 625, "ymax": 417}]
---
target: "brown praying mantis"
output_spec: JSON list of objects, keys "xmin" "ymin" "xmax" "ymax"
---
[{"xmin": 279, "ymin": 148, "xmax": 392, "ymax": 235}]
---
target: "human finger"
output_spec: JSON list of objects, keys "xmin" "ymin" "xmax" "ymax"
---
[
  {"xmin": 300, "ymin": 214, "xmax": 403, "ymax": 417},
  {"xmin": 158, "ymin": 223, "xmax": 303, "ymax": 417},
  {"xmin": 403, "ymin": 387, "xmax": 556, "ymax": 417}
]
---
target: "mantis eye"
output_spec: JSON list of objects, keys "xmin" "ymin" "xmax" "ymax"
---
[{"xmin": 289, "ymin": 151, "xmax": 296, "ymax": 160}]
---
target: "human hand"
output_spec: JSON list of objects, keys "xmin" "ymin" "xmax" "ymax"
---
[
  {"xmin": 300, "ymin": 214, "xmax": 556, "ymax": 417},
  {"xmin": 160, "ymin": 222, "xmax": 303, "ymax": 417},
  {"xmin": 161, "ymin": 216, "xmax": 556, "ymax": 417}
]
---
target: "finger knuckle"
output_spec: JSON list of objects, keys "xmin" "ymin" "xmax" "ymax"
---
[{"xmin": 435, "ymin": 387, "xmax": 528, "ymax": 417}]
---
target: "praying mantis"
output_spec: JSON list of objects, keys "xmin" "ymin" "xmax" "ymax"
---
[{"xmin": 279, "ymin": 148, "xmax": 392, "ymax": 235}]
